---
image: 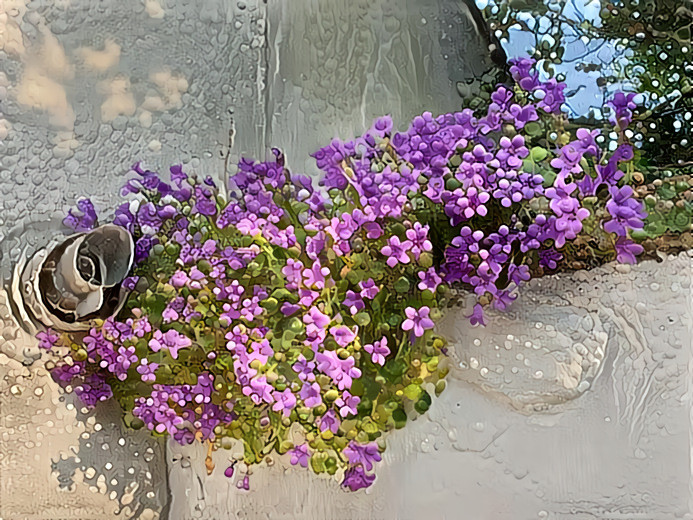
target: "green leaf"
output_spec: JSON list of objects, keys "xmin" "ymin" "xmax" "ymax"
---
[
  {"xmin": 524, "ymin": 122, "xmax": 542, "ymax": 137},
  {"xmin": 403, "ymin": 384, "xmax": 422, "ymax": 400},
  {"xmin": 394, "ymin": 277, "xmax": 411, "ymax": 293},
  {"xmin": 414, "ymin": 391, "xmax": 432, "ymax": 414},
  {"xmin": 392, "ymin": 408, "xmax": 407, "ymax": 429},
  {"xmin": 530, "ymin": 146, "xmax": 548, "ymax": 162},
  {"xmin": 354, "ymin": 312, "xmax": 371, "ymax": 326}
]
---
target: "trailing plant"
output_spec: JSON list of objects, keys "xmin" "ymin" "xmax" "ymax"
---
[{"xmin": 40, "ymin": 57, "xmax": 654, "ymax": 491}]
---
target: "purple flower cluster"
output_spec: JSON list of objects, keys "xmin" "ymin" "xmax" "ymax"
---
[
  {"xmin": 132, "ymin": 372, "xmax": 235, "ymax": 444},
  {"xmin": 52, "ymin": 53, "xmax": 648, "ymax": 494},
  {"xmin": 63, "ymin": 198, "xmax": 98, "ymax": 232}
]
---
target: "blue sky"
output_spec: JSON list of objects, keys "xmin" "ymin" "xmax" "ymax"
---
[{"xmin": 475, "ymin": 0, "xmax": 632, "ymax": 118}]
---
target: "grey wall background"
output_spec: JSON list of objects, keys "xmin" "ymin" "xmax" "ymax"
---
[{"xmin": 1, "ymin": 1, "xmax": 691, "ymax": 519}]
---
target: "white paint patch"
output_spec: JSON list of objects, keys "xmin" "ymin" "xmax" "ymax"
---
[
  {"xmin": 143, "ymin": 0, "xmax": 165, "ymax": 19},
  {"xmin": 0, "ymin": 0, "xmax": 28, "ymax": 57}
]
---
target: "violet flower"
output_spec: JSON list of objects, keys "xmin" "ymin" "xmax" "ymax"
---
[
  {"xmin": 330, "ymin": 325, "xmax": 358, "ymax": 347},
  {"xmin": 401, "ymin": 306, "xmax": 435, "ymax": 337},
  {"xmin": 363, "ymin": 337, "xmax": 390, "ymax": 366},
  {"xmin": 290, "ymin": 443, "xmax": 310, "ymax": 468},
  {"xmin": 300, "ymin": 382, "xmax": 323, "ymax": 408},
  {"xmin": 380, "ymin": 236, "xmax": 412, "ymax": 267},
  {"xmin": 342, "ymin": 465, "xmax": 376, "ymax": 491},
  {"xmin": 137, "ymin": 358, "xmax": 159, "ymax": 383}
]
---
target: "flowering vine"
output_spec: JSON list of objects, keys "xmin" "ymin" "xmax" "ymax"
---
[{"xmin": 41, "ymin": 57, "xmax": 650, "ymax": 491}]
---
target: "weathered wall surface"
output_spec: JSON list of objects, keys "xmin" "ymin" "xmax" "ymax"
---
[
  {"xmin": 0, "ymin": 0, "xmax": 267, "ymax": 518},
  {"xmin": 264, "ymin": 0, "xmax": 496, "ymax": 176}
]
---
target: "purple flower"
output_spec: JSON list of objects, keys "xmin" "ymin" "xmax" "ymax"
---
[
  {"xmin": 405, "ymin": 222, "xmax": 432, "ymax": 260},
  {"xmin": 73, "ymin": 372, "xmax": 113, "ymax": 407},
  {"xmin": 292, "ymin": 354, "xmax": 317, "ymax": 382},
  {"xmin": 381, "ymin": 236, "xmax": 412, "ymax": 268},
  {"xmin": 170, "ymin": 164, "xmax": 188, "ymax": 186},
  {"xmin": 469, "ymin": 303, "xmax": 486, "ymax": 327},
  {"xmin": 363, "ymin": 337, "xmax": 390, "ymax": 366},
  {"xmin": 371, "ymin": 115, "xmax": 393, "ymax": 136},
  {"xmin": 149, "ymin": 329, "xmax": 192, "ymax": 359},
  {"xmin": 193, "ymin": 185, "xmax": 217, "ymax": 216},
  {"xmin": 134, "ymin": 235, "xmax": 157, "ymax": 264},
  {"xmin": 342, "ymin": 465, "xmax": 376, "ymax": 491},
  {"xmin": 401, "ymin": 306, "xmax": 435, "ymax": 337},
  {"xmin": 303, "ymin": 260, "xmax": 331, "ymax": 290},
  {"xmin": 137, "ymin": 202, "xmax": 163, "ymax": 234},
  {"xmin": 545, "ymin": 176, "xmax": 590, "ymax": 248},
  {"xmin": 271, "ymin": 388, "xmax": 297, "ymax": 417},
  {"xmin": 114, "ymin": 346, "xmax": 138, "ymax": 380},
  {"xmin": 343, "ymin": 441, "xmax": 382, "ymax": 472},
  {"xmin": 614, "ymin": 237, "xmax": 644, "ymax": 264},
  {"xmin": 281, "ymin": 302, "xmax": 301, "ymax": 316},
  {"xmin": 319, "ymin": 409, "xmax": 340, "ymax": 434},
  {"xmin": 335, "ymin": 391, "xmax": 360, "ymax": 418},
  {"xmin": 63, "ymin": 198, "xmax": 98, "ymax": 232},
  {"xmin": 300, "ymin": 382, "xmax": 323, "ymax": 408},
  {"xmin": 603, "ymin": 185, "xmax": 647, "ymax": 237},
  {"xmin": 417, "ymin": 268, "xmax": 442, "ymax": 292},
  {"xmin": 137, "ymin": 358, "xmax": 159, "ymax": 383},
  {"xmin": 538, "ymin": 249, "xmax": 563, "ymax": 270},
  {"xmin": 122, "ymin": 276, "xmax": 139, "ymax": 291},
  {"xmin": 358, "ymin": 279, "xmax": 380, "ymax": 300},
  {"xmin": 329, "ymin": 325, "xmax": 358, "ymax": 347},
  {"xmin": 608, "ymin": 91, "xmax": 638, "ymax": 130},
  {"xmin": 342, "ymin": 290, "xmax": 365, "ymax": 315},
  {"xmin": 290, "ymin": 443, "xmax": 310, "ymax": 468},
  {"xmin": 37, "ymin": 328, "xmax": 60, "ymax": 349}
]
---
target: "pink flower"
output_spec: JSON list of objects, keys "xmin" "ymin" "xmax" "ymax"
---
[
  {"xmin": 271, "ymin": 388, "xmax": 297, "ymax": 417},
  {"xmin": 303, "ymin": 307, "xmax": 331, "ymax": 329},
  {"xmin": 281, "ymin": 258, "xmax": 304, "ymax": 290},
  {"xmin": 330, "ymin": 325, "xmax": 358, "ymax": 347},
  {"xmin": 169, "ymin": 270, "xmax": 189, "ymax": 288},
  {"xmin": 37, "ymin": 328, "xmax": 60, "ymax": 349},
  {"xmin": 136, "ymin": 358, "xmax": 159, "ymax": 383},
  {"xmin": 363, "ymin": 337, "xmax": 390, "ymax": 366},
  {"xmin": 300, "ymin": 382, "xmax": 323, "ymax": 408},
  {"xmin": 242, "ymin": 375, "xmax": 275, "ymax": 405},
  {"xmin": 380, "ymin": 236, "xmax": 412, "ymax": 268},
  {"xmin": 148, "ymin": 329, "xmax": 192, "ymax": 359},
  {"xmin": 290, "ymin": 443, "xmax": 310, "ymax": 468},
  {"xmin": 335, "ymin": 391, "xmax": 360, "ymax": 418},
  {"xmin": 315, "ymin": 351, "xmax": 362, "ymax": 390},
  {"xmin": 401, "ymin": 306, "xmax": 435, "ymax": 337},
  {"xmin": 303, "ymin": 260, "xmax": 331, "ymax": 290}
]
